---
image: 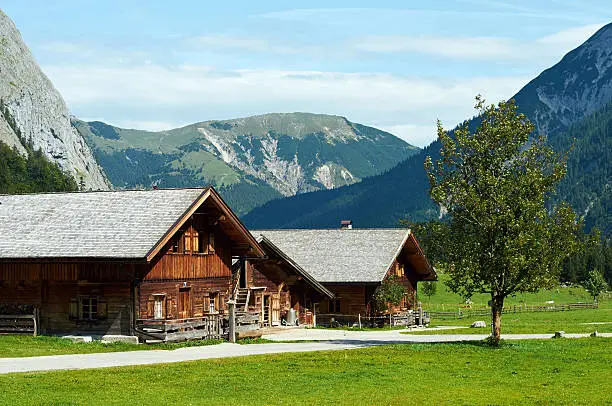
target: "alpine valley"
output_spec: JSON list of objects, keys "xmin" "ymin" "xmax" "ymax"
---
[{"xmin": 244, "ymin": 23, "xmax": 612, "ymax": 236}]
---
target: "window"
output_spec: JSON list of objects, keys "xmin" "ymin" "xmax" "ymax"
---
[
  {"xmin": 394, "ymin": 263, "xmax": 404, "ymax": 277},
  {"xmin": 69, "ymin": 296, "xmax": 107, "ymax": 321},
  {"xmin": 328, "ymin": 300, "xmax": 341, "ymax": 313},
  {"xmin": 168, "ymin": 235, "xmax": 183, "ymax": 253},
  {"xmin": 153, "ymin": 295, "xmax": 166, "ymax": 319},
  {"xmin": 81, "ymin": 297, "xmax": 98, "ymax": 320},
  {"xmin": 208, "ymin": 231, "xmax": 215, "ymax": 253},
  {"xmin": 208, "ymin": 292, "xmax": 218, "ymax": 314}
]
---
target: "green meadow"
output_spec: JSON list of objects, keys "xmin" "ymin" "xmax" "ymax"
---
[{"xmin": 0, "ymin": 338, "xmax": 610, "ymax": 405}]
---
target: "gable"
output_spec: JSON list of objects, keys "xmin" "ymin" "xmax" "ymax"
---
[{"xmin": 252, "ymin": 229, "xmax": 419, "ymax": 283}]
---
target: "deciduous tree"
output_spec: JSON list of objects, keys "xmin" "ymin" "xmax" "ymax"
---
[{"xmin": 425, "ymin": 96, "xmax": 580, "ymax": 343}]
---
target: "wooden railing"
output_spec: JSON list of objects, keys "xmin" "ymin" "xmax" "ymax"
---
[
  {"xmin": 136, "ymin": 314, "xmax": 224, "ymax": 342},
  {"xmin": 0, "ymin": 306, "xmax": 38, "ymax": 336}
]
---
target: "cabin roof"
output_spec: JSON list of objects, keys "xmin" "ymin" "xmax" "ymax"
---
[
  {"xmin": 0, "ymin": 187, "xmax": 262, "ymax": 260},
  {"xmin": 256, "ymin": 236, "xmax": 335, "ymax": 299},
  {"xmin": 251, "ymin": 229, "xmax": 435, "ymax": 283}
]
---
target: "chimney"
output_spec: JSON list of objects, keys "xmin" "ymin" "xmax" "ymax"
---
[{"xmin": 340, "ymin": 220, "xmax": 353, "ymax": 229}]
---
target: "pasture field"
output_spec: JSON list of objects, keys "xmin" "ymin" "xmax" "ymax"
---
[
  {"xmin": 411, "ymin": 280, "xmax": 612, "ymax": 335},
  {"xmin": 0, "ymin": 338, "xmax": 610, "ymax": 405},
  {"xmin": 419, "ymin": 275, "xmax": 599, "ymax": 310}
]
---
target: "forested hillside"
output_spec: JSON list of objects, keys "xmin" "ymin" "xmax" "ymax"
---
[
  {"xmin": 550, "ymin": 101, "xmax": 611, "ymax": 235},
  {"xmin": 0, "ymin": 141, "xmax": 78, "ymax": 194}
]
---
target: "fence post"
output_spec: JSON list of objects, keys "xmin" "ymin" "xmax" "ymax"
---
[
  {"xmin": 358, "ymin": 314, "xmax": 362, "ymax": 329},
  {"xmin": 418, "ymin": 302, "xmax": 423, "ymax": 326},
  {"xmin": 33, "ymin": 307, "xmax": 38, "ymax": 337},
  {"xmin": 227, "ymin": 300, "xmax": 236, "ymax": 343}
]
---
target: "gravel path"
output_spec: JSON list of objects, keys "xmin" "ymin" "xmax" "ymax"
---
[{"xmin": 1, "ymin": 330, "xmax": 608, "ymax": 375}]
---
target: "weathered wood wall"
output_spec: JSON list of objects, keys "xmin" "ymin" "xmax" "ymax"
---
[
  {"xmin": 145, "ymin": 230, "xmax": 232, "ymax": 281},
  {"xmin": 0, "ymin": 262, "xmax": 134, "ymax": 335},
  {"xmin": 319, "ymin": 284, "xmax": 368, "ymax": 315},
  {"xmin": 138, "ymin": 279, "xmax": 230, "ymax": 319},
  {"xmin": 247, "ymin": 262, "xmax": 291, "ymax": 314}
]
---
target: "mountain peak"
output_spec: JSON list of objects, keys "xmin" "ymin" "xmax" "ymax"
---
[{"xmin": 194, "ymin": 112, "xmax": 370, "ymax": 142}]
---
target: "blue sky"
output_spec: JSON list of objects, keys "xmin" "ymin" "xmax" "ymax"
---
[{"xmin": 3, "ymin": 1, "xmax": 610, "ymax": 146}]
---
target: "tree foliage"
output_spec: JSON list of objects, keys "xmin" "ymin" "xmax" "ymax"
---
[
  {"xmin": 582, "ymin": 269, "xmax": 608, "ymax": 301},
  {"xmin": 374, "ymin": 276, "xmax": 406, "ymax": 313},
  {"xmin": 420, "ymin": 281, "xmax": 437, "ymax": 302},
  {"xmin": 424, "ymin": 96, "xmax": 580, "ymax": 342},
  {"xmin": 0, "ymin": 142, "xmax": 78, "ymax": 194}
]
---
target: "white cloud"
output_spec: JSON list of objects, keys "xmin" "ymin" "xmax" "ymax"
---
[
  {"xmin": 355, "ymin": 36, "xmax": 516, "ymax": 59},
  {"xmin": 43, "ymin": 64, "xmax": 528, "ymax": 146},
  {"xmin": 354, "ymin": 23, "xmax": 605, "ymax": 61}
]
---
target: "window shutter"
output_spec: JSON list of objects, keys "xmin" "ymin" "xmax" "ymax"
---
[
  {"xmin": 147, "ymin": 296, "xmax": 155, "ymax": 319},
  {"xmin": 69, "ymin": 297, "xmax": 78, "ymax": 320},
  {"xmin": 193, "ymin": 230, "xmax": 199, "ymax": 253},
  {"xmin": 98, "ymin": 298, "xmax": 108, "ymax": 319},
  {"xmin": 184, "ymin": 230, "xmax": 192, "ymax": 253}
]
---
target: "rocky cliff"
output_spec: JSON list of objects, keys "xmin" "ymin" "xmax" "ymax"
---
[{"xmin": 0, "ymin": 10, "xmax": 109, "ymax": 190}]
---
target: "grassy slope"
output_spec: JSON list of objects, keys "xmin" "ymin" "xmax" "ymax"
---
[
  {"xmin": 0, "ymin": 339, "xmax": 610, "ymax": 405},
  {"xmin": 411, "ymin": 275, "xmax": 612, "ymax": 334},
  {"xmin": 418, "ymin": 273, "xmax": 596, "ymax": 310}
]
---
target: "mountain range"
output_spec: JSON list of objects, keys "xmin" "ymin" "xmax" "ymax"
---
[
  {"xmin": 75, "ymin": 113, "xmax": 417, "ymax": 214},
  {"xmin": 0, "ymin": 7, "xmax": 609, "ymax": 236},
  {"xmin": 244, "ymin": 23, "xmax": 612, "ymax": 235}
]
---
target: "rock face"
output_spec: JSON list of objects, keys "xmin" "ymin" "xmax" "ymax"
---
[
  {"xmin": 0, "ymin": 10, "xmax": 109, "ymax": 190},
  {"xmin": 76, "ymin": 112, "xmax": 418, "ymax": 197},
  {"xmin": 514, "ymin": 23, "xmax": 612, "ymax": 139}
]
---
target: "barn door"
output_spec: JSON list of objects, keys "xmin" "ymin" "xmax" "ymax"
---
[
  {"xmin": 271, "ymin": 295, "xmax": 281, "ymax": 326},
  {"xmin": 178, "ymin": 287, "xmax": 192, "ymax": 319}
]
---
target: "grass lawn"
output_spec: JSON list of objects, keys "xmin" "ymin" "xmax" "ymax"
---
[
  {"xmin": 419, "ymin": 275, "xmax": 600, "ymax": 310},
  {"xmin": 0, "ymin": 335, "xmax": 223, "ymax": 358},
  {"xmin": 0, "ymin": 338, "xmax": 610, "ymax": 405},
  {"xmin": 405, "ymin": 306, "xmax": 612, "ymax": 335}
]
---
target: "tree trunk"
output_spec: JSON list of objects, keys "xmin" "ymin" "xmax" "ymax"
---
[{"xmin": 490, "ymin": 295, "xmax": 504, "ymax": 343}]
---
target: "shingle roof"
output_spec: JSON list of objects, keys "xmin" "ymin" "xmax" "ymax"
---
[
  {"xmin": 0, "ymin": 188, "xmax": 207, "ymax": 259},
  {"xmin": 251, "ymin": 229, "xmax": 410, "ymax": 283}
]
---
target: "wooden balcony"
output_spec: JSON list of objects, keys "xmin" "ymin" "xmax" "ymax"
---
[{"xmin": 135, "ymin": 314, "xmax": 225, "ymax": 342}]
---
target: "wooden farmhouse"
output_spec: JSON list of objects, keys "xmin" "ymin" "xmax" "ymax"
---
[
  {"xmin": 0, "ymin": 187, "xmax": 278, "ymax": 341},
  {"xmin": 0, "ymin": 187, "xmax": 436, "ymax": 340},
  {"xmin": 250, "ymin": 228, "xmax": 436, "ymax": 324}
]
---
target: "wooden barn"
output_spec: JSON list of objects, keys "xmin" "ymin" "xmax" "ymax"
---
[
  {"xmin": 0, "ymin": 187, "xmax": 264, "ymax": 341},
  {"xmin": 251, "ymin": 228, "xmax": 436, "ymax": 323}
]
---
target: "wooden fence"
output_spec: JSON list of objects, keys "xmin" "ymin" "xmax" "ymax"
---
[
  {"xmin": 316, "ymin": 312, "xmax": 429, "ymax": 328},
  {"xmin": 427, "ymin": 302, "xmax": 599, "ymax": 320}
]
